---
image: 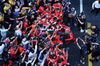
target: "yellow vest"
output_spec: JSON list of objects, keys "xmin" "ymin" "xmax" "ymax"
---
[
  {"xmin": 0, "ymin": 15, "xmax": 3, "ymax": 21},
  {"xmin": 9, "ymin": 0, "xmax": 15, "ymax": 5},
  {"xmin": 21, "ymin": 7, "xmax": 29, "ymax": 15},
  {"xmin": 3, "ymin": 4, "xmax": 11, "ymax": 13}
]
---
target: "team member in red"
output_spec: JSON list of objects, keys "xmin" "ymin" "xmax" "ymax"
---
[
  {"xmin": 65, "ymin": 27, "xmax": 76, "ymax": 44},
  {"xmin": 17, "ymin": 43, "xmax": 25, "ymax": 55},
  {"xmin": 53, "ymin": 2, "xmax": 62, "ymax": 10}
]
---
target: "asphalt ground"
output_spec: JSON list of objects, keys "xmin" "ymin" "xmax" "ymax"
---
[{"xmin": 65, "ymin": 0, "xmax": 100, "ymax": 66}]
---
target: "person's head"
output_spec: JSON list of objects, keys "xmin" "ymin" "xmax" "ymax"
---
[
  {"xmin": 54, "ymin": 17, "xmax": 57, "ymax": 21},
  {"xmin": 51, "ymin": 11, "xmax": 54, "ymax": 15},
  {"xmin": 42, "ymin": 18, "xmax": 46, "ymax": 22},
  {"xmin": 71, "ymin": 7, "xmax": 75, "ymax": 12},
  {"xmin": 30, "ymin": 48, "xmax": 34, "ymax": 53},
  {"xmin": 16, "ymin": 20, "xmax": 19, "ymax": 23},
  {"xmin": 39, "ymin": 46, "xmax": 43, "ymax": 51},
  {"xmin": 36, "ymin": 62, "xmax": 40, "ymax": 66},
  {"xmin": 20, "ymin": 43, "xmax": 23, "ymax": 47},
  {"xmin": 49, "ymin": 62, "xmax": 54, "ymax": 66},
  {"xmin": 8, "ymin": 9, "xmax": 11, "ymax": 14},
  {"xmin": 91, "ymin": 25, "xmax": 96, "ymax": 29},
  {"xmin": 25, "ymin": 19, "xmax": 28, "ymax": 22},
  {"xmin": 5, "ymin": 38, "xmax": 10, "ymax": 43},
  {"xmin": 51, "ymin": 6, "xmax": 55, "ymax": 11},
  {"xmin": 59, "ymin": 51, "xmax": 63, "ymax": 55},
  {"xmin": 46, "ymin": 14, "xmax": 49, "ymax": 18},
  {"xmin": 5, "ymin": 3, "xmax": 9, "ymax": 7},
  {"xmin": 57, "ymin": 58, "xmax": 63, "ymax": 63},
  {"xmin": 57, "ymin": 19, "xmax": 61, "ymax": 23},
  {"xmin": 57, "ymin": 2, "xmax": 60, "ymax": 6},
  {"xmin": 1, "ymin": 25, "xmax": 4, "ymax": 29},
  {"xmin": 27, "ymin": 63, "xmax": 31, "ymax": 66},
  {"xmin": 45, "ymin": 7, "xmax": 49, "ymax": 11},
  {"xmin": 22, "ymin": 7, "xmax": 25, "ymax": 11},
  {"xmin": 65, "ymin": 27, "xmax": 70, "ymax": 34},
  {"xmin": 95, "ymin": 45, "xmax": 99, "ymax": 49},
  {"xmin": 57, "ymin": 8, "xmax": 60, "ymax": 12},
  {"xmin": 66, "ymin": 1, "xmax": 69, "ymax": 5},
  {"xmin": 15, "ymin": 6, "xmax": 18, "ymax": 9},
  {"xmin": 81, "ymin": 15, "xmax": 86, "ymax": 19},
  {"xmin": 59, "ymin": 44, "xmax": 63, "ymax": 49},
  {"xmin": 31, "ymin": 15, "xmax": 34, "ymax": 18},
  {"xmin": 12, "ymin": 46, "xmax": 17, "ymax": 51},
  {"xmin": 16, "ymin": 25, "xmax": 19, "ymax": 30}
]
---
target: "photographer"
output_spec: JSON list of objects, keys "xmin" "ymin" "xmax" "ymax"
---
[
  {"xmin": 77, "ymin": 15, "xmax": 86, "ymax": 33},
  {"xmin": 88, "ymin": 25, "xmax": 99, "ymax": 42},
  {"xmin": 90, "ymin": 44, "xmax": 100, "ymax": 62},
  {"xmin": 76, "ymin": 37, "xmax": 87, "ymax": 64},
  {"xmin": 67, "ymin": 7, "xmax": 77, "ymax": 26}
]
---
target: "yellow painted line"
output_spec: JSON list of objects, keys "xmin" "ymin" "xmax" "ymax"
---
[{"xmin": 87, "ymin": 23, "xmax": 92, "ymax": 66}]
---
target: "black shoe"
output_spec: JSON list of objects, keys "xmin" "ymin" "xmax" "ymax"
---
[
  {"xmin": 95, "ymin": 58, "xmax": 99, "ymax": 62},
  {"xmin": 90, "ymin": 59, "xmax": 94, "ymax": 62}
]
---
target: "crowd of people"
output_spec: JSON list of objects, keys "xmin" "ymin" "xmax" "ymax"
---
[{"xmin": 0, "ymin": 0, "xmax": 100, "ymax": 66}]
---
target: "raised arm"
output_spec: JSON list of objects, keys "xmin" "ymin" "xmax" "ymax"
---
[
  {"xmin": 10, "ymin": 37, "xmax": 18, "ymax": 44},
  {"xmin": 7, "ymin": 24, "xmax": 11, "ymax": 31},
  {"xmin": 19, "ymin": 21, "xmax": 23, "ymax": 30},
  {"xmin": 76, "ymin": 38, "xmax": 81, "ymax": 49},
  {"xmin": 78, "ymin": 37, "xmax": 85, "ymax": 44},
  {"xmin": 91, "ymin": 42, "xmax": 99, "ymax": 45}
]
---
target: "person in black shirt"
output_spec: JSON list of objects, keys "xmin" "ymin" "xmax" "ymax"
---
[
  {"xmin": 88, "ymin": 25, "xmax": 99, "ymax": 42},
  {"xmin": 78, "ymin": 15, "xmax": 86, "ymax": 33},
  {"xmin": 39, "ymin": 0, "xmax": 46, "ymax": 7},
  {"xmin": 76, "ymin": 37, "xmax": 87, "ymax": 64},
  {"xmin": 90, "ymin": 44, "xmax": 100, "ymax": 62},
  {"xmin": 89, "ymin": 25, "xmax": 99, "ymax": 37}
]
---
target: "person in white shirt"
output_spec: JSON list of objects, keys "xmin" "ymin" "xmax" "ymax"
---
[
  {"xmin": 89, "ymin": 0, "xmax": 100, "ymax": 17},
  {"xmin": 0, "ymin": 24, "xmax": 11, "ymax": 42},
  {"xmin": 28, "ymin": 41, "xmax": 37, "ymax": 60},
  {"xmin": 0, "ymin": 43, "xmax": 5, "ymax": 60},
  {"xmin": 14, "ymin": 21, "xmax": 23, "ymax": 37}
]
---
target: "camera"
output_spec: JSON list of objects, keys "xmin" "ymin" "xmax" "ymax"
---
[{"xmin": 76, "ymin": 11, "xmax": 84, "ymax": 20}]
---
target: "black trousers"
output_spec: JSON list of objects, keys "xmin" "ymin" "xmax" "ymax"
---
[
  {"xmin": 90, "ymin": 8, "xmax": 100, "ymax": 15},
  {"xmin": 67, "ymin": 17, "xmax": 75, "ymax": 25}
]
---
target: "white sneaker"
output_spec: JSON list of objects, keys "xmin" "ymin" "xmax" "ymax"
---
[
  {"xmin": 80, "ymin": 60, "xmax": 82, "ymax": 63},
  {"xmin": 82, "ymin": 62, "xmax": 85, "ymax": 64},
  {"xmin": 85, "ymin": 30, "xmax": 87, "ymax": 33},
  {"xmin": 80, "ymin": 29, "xmax": 84, "ymax": 33}
]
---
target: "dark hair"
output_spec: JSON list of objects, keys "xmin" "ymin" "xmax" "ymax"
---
[
  {"xmin": 57, "ymin": 19, "xmax": 61, "ymax": 22},
  {"xmin": 57, "ymin": 58, "xmax": 62, "ymax": 63},
  {"xmin": 59, "ymin": 51, "xmax": 63, "ymax": 55},
  {"xmin": 49, "ymin": 54, "xmax": 53, "ymax": 58},
  {"xmin": 27, "ymin": 63, "xmax": 31, "ymax": 66},
  {"xmin": 51, "ymin": 11, "xmax": 54, "ymax": 14},
  {"xmin": 49, "ymin": 62, "xmax": 54, "ymax": 66},
  {"xmin": 59, "ymin": 45, "xmax": 63, "ymax": 49},
  {"xmin": 54, "ymin": 17, "xmax": 57, "ymax": 21},
  {"xmin": 52, "ymin": 38, "xmax": 55, "ymax": 41}
]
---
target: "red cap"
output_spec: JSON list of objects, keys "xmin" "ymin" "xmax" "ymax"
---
[
  {"xmin": 22, "ymin": 30, "xmax": 26, "ymax": 34},
  {"xmin": 39, "ymin": 6, "xmax": 44, "ymax": 11},
  {"xmin": 5, "ymin": 39, "xmax": 9, "ymax": 43},
  {"xmin": 65, "ymin": 27, "xmax": 70, "ymax": 33}
]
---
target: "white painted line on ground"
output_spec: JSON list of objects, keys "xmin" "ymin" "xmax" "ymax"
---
[{"xmin": 80, "ymin": 0, "xmax": 83, "ymax": 13}]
